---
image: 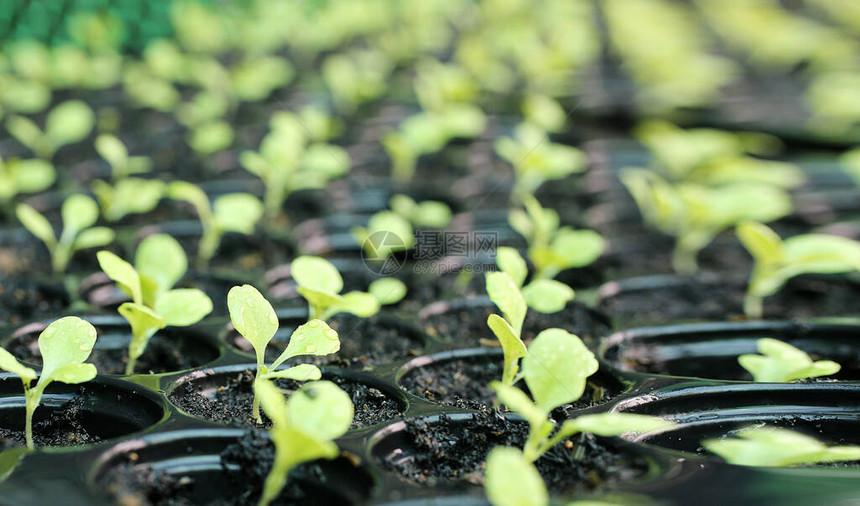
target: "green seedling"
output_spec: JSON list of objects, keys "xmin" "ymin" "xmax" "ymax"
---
[
  {"xmin": 167, "ymin": 181, "xmax": 264, "ymax": 268},
  {"xmin": 736, "ymin": 221, "xmax": 860, "ymax": 319},
  {"xmin": 495, "ymin": 123, "xmax": 586, "ymax": 202},
  {"xmin": 495, "ymin": 246, "xmax": 575, "ymax": 314},
  {"xmin": 522, "ymin": 94, "xmax": 567, "ymax": 133},
  {"xmin": 353, "ymin": 195, "xmax": 453, "ymax": 263},
  {"xmin": 739, "ymin": 338, "xmax": 841, "ymax": 383},
  {"xmin": 509, "ymin": 195, "xmax": 605, "ymax": 280},
  {"xmin": 94, "ymin": 134, "xmax": 152, "ymax": 180},
  {"xmin": 485, "ymin": 330, "xmax": 672, "ymax": 504},
  {"xmin": 484, "ymin": 447, "xmax": 548, "ymax": 506},
  {"xmin": 97, "ymin": 237, "xmax": 213, "ymax": 374},
  {"xmin": 16, "ymin": 194, "xmax": 115, "ymax": 273},
  {"xmin": 254, "ymin": 378, "xmax": 353, "ymax": 506},
  {"xmin": 188, "ymin": 120, "xmax": 234, "ymax": 156},
  {"xmin": 388, "ymin": 194, "xmax": 453, "ymax": 229},
  {"xmin": 239, "ymin": 111, "xmax": 349, "ymax": 219},
  {"xmin": 0, "ymin": 316, "xmax": 97, "ymax": 449},
  {"xmin": 322, "ymin": 49, "xmax": 391, "ymax": 112},
  {"xmin": 0, "ymin": 155, "xmax": 55, "ymax": 211},
  {"xmin": 485, "ymin": 271, "xmax": 528, "ymax": 386},
  {"xmin": 228, "ymin": 285, "xmax": 341, "ymax": 424},
  {"xmin": 621, "ymin": 170, "xmax": 792, "ymax": 273},
  {"xmin": 92, "ymin": 177, "xmax": 165, "ymax": 223},
  {"xmin": 703, "ymin": 426, "xmax": 860, "ymax": 467},
  {"xmin": 6, "ymin": 100, "xmax": 94, "ymax": 159},
  {"xmin": 292, "ymin": 256, "xmax": 406, "ymax": 321}
]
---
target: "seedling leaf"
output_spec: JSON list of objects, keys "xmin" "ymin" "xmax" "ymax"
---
[
  {"xmin": 98, "ymin": 250, "xmax": 143, "ymax": 304},
  {"xmin": 338, "ymin": 291, "xmax": 381, "ymax": 317},
  {"xmin": 0, "ymin": 348, "xmax": 36, "ymax": 383},
  {"xmin": 271, "ymin": 319, "xmax": 340, "ymax": 369},
  {"xmin": 228, "ymin": 285, "xmax": 278, "ymax": 366},
  {"xmin": 564, "ymin": 413, "xmax": 674, "ymax": 438},
  {"xmin": 213, "ymin": 193, "xmax": 264, "ymax": 234},
  {"xmin": 522, "ymin": 329, "xmax": 598, "ymax": 413},
  {"xmin": 135, "ymin": 234, "xmax": 187, "ymax": 294},
  {"xmin": 487, "ymin": 314, "xmax": 526, "ymax": 386},
  {"xmin": 264, "ymin": 364, "xmax": 322, "ymax": 381},
  {"xmin": 38, "ymin": 316, "xmax": 97, "ymax": 381},
  {"xmin": 286, "ymin": 380, "xmax": 353, "ymax": 441},
  {"xmin": 16, "ymin": 204, "xmax": 55, "ymax": 248},
  {"xmin": 368, "ymin": 278, "xmax": 407, "ymax": 305},
  {"xmin": 496, "ymin": 246, "xmax": 528, "ymax": 287},
  {"xmin": 703, "ymin": 426, "xmax": 860, "ymax": 467},
  {"xmin": 73, "ymin": 227, "xmax": 115, "ymax": 251},
  {"xmin": 484, "ymin": 447, "xmax": 548, "ymax": 506},
  {"xmin": 156, "ymin": 289, "xmax": 213, "ymax": 327},
  {"xmin": 738, "ymin": 338, "xmax": 841, "ymax": 383},
  {"xmin": 61, "ymin": 194, "xmax": 99, "ymax": 236},
  {"xmin": 486, "ymin": 272, "xmax": 526, "ymax": 335},
  {"xmin": 292, "ymin": 256, "xmax": 343, "ymax": 293},
  {"xmin": 522, "ymin": 280, "xmax": 574, "ymax": 314},
  {"xmin": 118, "ymin": 302, "xmax": 166, "ymax": 362}
]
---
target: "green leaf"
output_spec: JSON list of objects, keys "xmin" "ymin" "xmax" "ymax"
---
[
  {"xmin": 739, "ymin": 338, "xmax": 841, "ymax": 383},
  {"xmin": 94, "ymin": 134, "xmax": 128, "ymax": 172},
  {"xmin": 368, "ymin": 278, "xmax": 407, "ymax": 305},
  {"xmin": 188, "ymin": 120, "xmax": 233, "ymax": 154},
  {"xmin": 45, "ymin": 100, "xmax": 94, "ymax": 146},
  {"xmin": 11, "ymin": 159, "xmax": 55, "ymax": 193},
  {"xmin": 271, "ymin": 319, "xmax": 340, "ymax": 369},
  {"xmin": 118, "ymin": 302, "xmax": 166, "ymax": 361},
  {"xmin": 136, "ymin": 234, "xmax": 187, "ymax": 294},
  {"xmin": 490, "ymin": 381, "xmax": 544, "ymax": 427},
  {"xmin": 156, "ymin": 289, "xmax": 213, "ymax": 327},
  {"xmin": 227, "ymin": 285, "xmax": 278, "ymax": 366},
  {"xmin": 703, "ymin": 426, "xmax": 860, "ymax": 467},
  {"xmin": 97, "ymin": 250, "xmax": 142, "ymax": 305},
  {"xmin": 485, "ymin": 447, "xmax": 548, "ymax": 506},
  {"xmin": 297, "ymin": 287, "xmax": 344, "ymax": 316},
  {"xmin": 565, "ymin": 413, "xmax": 674, "ymax": 438},
  {"xmin": 522, "ymin": 280, "xmax": 574, "ymax": 313},
  {"xmin": 0, "ymin": 348, "xmax": 36, "ymax": 383},
  {"xmin": 255, "ymin": 376, "xmax": 288, "ymax": 427},
  {"xmin": 496, "ymin": 247, "xmax": 528, "ymax": 287},
  {"xmin": 291, "ymin": 256, "xmax": 343, "ymax": 294},
  {"xmin": 6, "ymin": 116, "xmax": 43, "ymax": 152},
  {"xmin": 486, "ymin": 272, "xmax": 526, "ymax": 335},
  {"xmin": 737, "ymin": 221, "xmax": 784, "ymax": 265},
  {"xmin": 264, "ymin": 364, "xmax": 322, "ymax": 381},
  {"xmin": 213, "ymin": 193, "xmax": 263, "ymax": 234},
  {"xmin": 61, "ymin": 194, "xmax": 99, "ymax": 236},
  {"xmin": 337, "ymin": 291, "xmax": 381, "ymax": 318},
  {"xmin": 37, "ymin": 316, "xmax": 97, "ymax": 384},
  {"xmin": 167, "ymin": 181, "xmax": 212, "ymax": 222},
  {"xmin": 48, "ymin": 362, "xmax": 97, "ymax": 384},
  {"xmin": 522, "ymin": 329, "xmax": 598, "ymax": 412},
  {"xmin": 549, "ymin": 228, "xmax": 605, "ymax": 269},
  {"xmin": 523, "ymin": 94, "xmax": 566, "ymax": 133},
  {"xmin": 487, "ymin": 314, "xmax": 526, "ymax": 385},
  {"xmin": 286, "ymin": 381, "xmax": 353, "ymax": 441},
  {"xmin": 362, "ymin": 211, "xmax": 414, "ymax": 256},
  {"xmin": 16, "ymin": 203, "xmax": 56, "ymax": 248},
  {"xmin": 73, "ymin": 227, "xmax": 114, "ymax": 250},
  {"xmin": 412, "ymin": 200, "xmax": 453, "ymax": 229}
]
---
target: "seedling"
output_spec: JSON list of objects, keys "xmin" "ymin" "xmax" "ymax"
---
[
  {"xmin": 509, "ymin": 195, "xmax": 605, "ymax": 280},
  {"xmin": 495, "ymin": 246, "xmax": 575, "ymax": 314},
  {"xmin": 16, "ymin": 194, "xmax": 115, "ymax": 273},
  {"xmin": 495, "ymin": 123, "xmax": 586, "ymax": 202},
  {"xmin": 0, "ymin": 155, "xmax": 55, "ymax": 211},
  {"xmin": 239, "ymin": 111, "xmax": 349, "ymax": 219},
  {"xmin": 0, "ymin": 316, "xmax": 97, "ymax": 449},
  {"xmin": 621, "ymin": 170, "xmax": 792, "ymax": 273},
  {"xmin": 703, "ymin": 426, "xmax": 860, "ymax": 467},
  {"xmin": 6, "ymin": 100, "xmax": 94, "ymax": 159},
  {"xmin": 167, "ymin": 181, "xmax": 264, "ymax": 268},
  {"xmin": 388, "ymin": 194, "xmax": 453, "ymax": 229},
  {"xmin": 97, "ymin": 238, "xmax": 213, "ymax": 374},
  {"xmin": 94, "ymin": 134, "xmax": 152, "ymax": 180},
  {"xmin": 484, "ymin": 447, "xmax": 548, "ymax": 506},
  {"xmin": 254, "ymin": 378, "xmax": 353, "ymax": 506},
  {"xmin": 92, "ymin": 178, "xmax": 165, "ymax": 222},
  {"xmin": 485, "ymin": 272, "xmax": 527, "ymax": 386},
  {"xmin": 291, "ymin": 256, "xmax": 406, "ymax": 321},
  {"xmin": 228, "ymin": 285, "xmax": 341, "ymax": 424},
  {"xmin": 736, "ymin": 221, "xmax": 860, "ymax": 319},
  {"xmin": 739, "ymin": 338, "xmax": 841, "ymax": 382}
]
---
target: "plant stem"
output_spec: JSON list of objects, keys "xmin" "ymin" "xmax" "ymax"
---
[
  {"xmin": 24, "ymin": 385, "xmax": 35, "ymax": 450},
  {"xmin": 744, "ymin": 293, "xmax": 763, "ymax": 319},
  {"xmin": 125, "ymin": 354, "xmax": 138, "ymax": 376},
  {"xmin": 197, "ymin": 226, "xmax": 221, "ymax": 269},
  {"xmin": 672, "ymin": 245, "xmax": 698, "ymax": 274}
]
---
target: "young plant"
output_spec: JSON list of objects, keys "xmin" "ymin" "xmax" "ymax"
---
[
  {"xmin": 228, "ymin": 284, "xmax": 341, "ymax": 424},
  {"xmin": 736, "ymin": 221, "xmax": 860, "ymax": 319},
  {"xmin": 291, "ymin": 256, "xmax": 406, "ymax": 321},
  {"xmin": 254, "ymin": 378, "xmax": 353, "ymax": 506},
  {"xmin": 509, "ymin": 195, "xmax": 605, "ymax": 280},
  {"xmin": 97, "ymin": 237, "xmax": 213, "ymax": 374},
  {"xmin": 495, "ymin": 246, "xmax": 575, "ymax": 314},
  {"xmin": 621, "ymin": 170, "xmax": 792, "ymax": 273},
  {"xmin": 485, "ymin": 271, "xmax": 528, "ymax": 386},
  {"xmin": 0, "ymin": 316, "xmax": 97, "ymax": 449},
  {"xmin": 91, "ymin": 178, "xmax": 165, "ymax": 222},
  {"xmin": 239, "ymin": 111, "xmax": 349, "ymax": 219},
  {"xmin": 703, "ymin": 426, "xmax": 860, "ymax": 467},
  {"xmin": 6, "ymin": 100, "xmax": 94, "ymax": 159},
  {"xmin": 16, "ymin": 194, "xmax": 115, "ymax": 273},
  {"xmin": 94, "ymin": 134, "xmax": 152, "ymax": 180},
  {"xmin": 739, "ymin": 338, "xmax": 841, "ymax": 383},
  {"xmin": 495, "ymin": 123, "xmax": 586, "ymax": 203},
  {"xmin": 0, "ymin": 155, "xmax": 55, "ymax": 212},
  {"xmin": 167, "ymin": 181, "xmax": 264, "ymax": 268}
]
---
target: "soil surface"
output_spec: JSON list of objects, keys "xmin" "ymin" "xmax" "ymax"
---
[
  {"xmin": 0, "ymin": 394, "xmax": 101, "ymax": 447},
  {"xmin": 169, "ymin": 369, "xmax": 403, "ymax": 429},
  {"xmin": 379, "ymin": 410, "xmax": 648, "ymax": 494},
  {"xmin": 0, "ymin": 278, "xmax": 69, "ymax": 326}
]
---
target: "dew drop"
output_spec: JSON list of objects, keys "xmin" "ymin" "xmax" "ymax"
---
[
  {"xmin": 308, "ymin": 320, "xmax": 319, "ymax": 328},
  {"xmin": 79, "ymin": 344, "xmax": 88, "ymax": 351},
  {"xmin": 306, "ymin": 345, "xmax": 317, "ymax": 353},
  {"xmin": 324, "ymin": 329, "xmax": 338, "ymax": 340}
]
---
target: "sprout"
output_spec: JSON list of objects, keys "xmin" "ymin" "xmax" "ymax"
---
[
  {"xmin": 187, "ymin": 120, "xmax": 234, "ymax": 156},
  {"xmin": 621, "ymin": 170, "xmax": 792, "ymax": 273},
  {"xmin": 703, "ymin": 426, "xmax": 860, "ymax": 467},
  {"xmin": 484, "ymin": 447, "xmax": 548, "ymax": 506},
  {"xmin": 495, "ymin": 123, "xmax": 586, "ymax": 202},
  {"xmin": 94, "ymin": 134, "xmax": 152, "ymax": 181},
  {"xmin": 486, "ymin": 272, "xmax": 527, "ymax": 386},
  {"xmin": 97, "ymin": 235, "xmax": 213, "ymax": 374},
  {"xmin": 495, "ymin": 247, "xmax": 575, "ymax": 314},
  {"xmin": 228, "ymin": 284, "xmax": 341, "ymax": 424},
  {"xmin": 739, "ymin": 338, "xmax": 841, "ymax": 383},
  {"xmin": 291, "ymin": 256, "xmax": 406, "ymax": 321},
  {"xmin": 16, "ymin": 194, "xmax": 115, "ymax": 273},
  {"xmin": 322, "ymin": 49, "xmax": 391, "ymax": 112},
  {"xmin": 92, "ymin": 178, "xmax": 165, "ymax": 223},
  {"xmin": 0, "ymin": 155, "xmax": 55, "ymax": 211},
  {"xmin": 254, "ymin": 379, "xmax": 353, "ymax": 506},
  {"xmin": 388, "ymin": 194, "xmax": 453, "ymax": 229},
  {"xmin": 352, "ymin": 195, "xmax": 453, "ymax": 262},
  {"xmin": 522, "ymin": 94, "xmax": 566, "ymax": 133},
  {"xmin": 736, "ymin": 221, "xmax": 860, "ymax": 319},
  {"xmin": 0, "ymin": 316, "xmax": 97, "ymax": 449},
  {"xmin": 167, "ymin": 181, "xmax": 264, "ymax": 268},
  {"xmin": 6, "ymin": 100, "xmax": 94, "ymax": 159},
  {"xmin": 230, "ymin": 55, "xmax": 294, "ymax": 103},
  {"xmin": 509, "ymin": 195, "xmax": 604, "ymax": 280}
]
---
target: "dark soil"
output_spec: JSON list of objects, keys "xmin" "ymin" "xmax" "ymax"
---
[
  {"xmin": 0, "ymin": 278, "xmax": 69, "ymax": 326},
  {"xmin": 399, "ymin": 355, "xmax": 620, "ymax": 413},
  {"xmin": 169, "ymin": 369, "xmax": 403, "ymax": 429},
  {"xmin": 421, "ymin": 298, "xmax": 612, "ymax": 347},
  {"xmin": 598, "ymin": 274, "xmax": 860, "ymax": 328},
  {"xmin": 101, "ymin": 431, "xmax": 370, "ymax": 506},
  {"xmin": 7, "ymin": 332, "xmax": 210, "ymax": 375},
  {"xmin": 0, "ymin": 394, "xmax": 101, "ymax": 448},
  {"xmin": 379, "ymin": 410, "xmax": 648, "ymax": 494},
  {"xmin": 230, "ymin": 314, "xmax": 428, "ymax": 368}
]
